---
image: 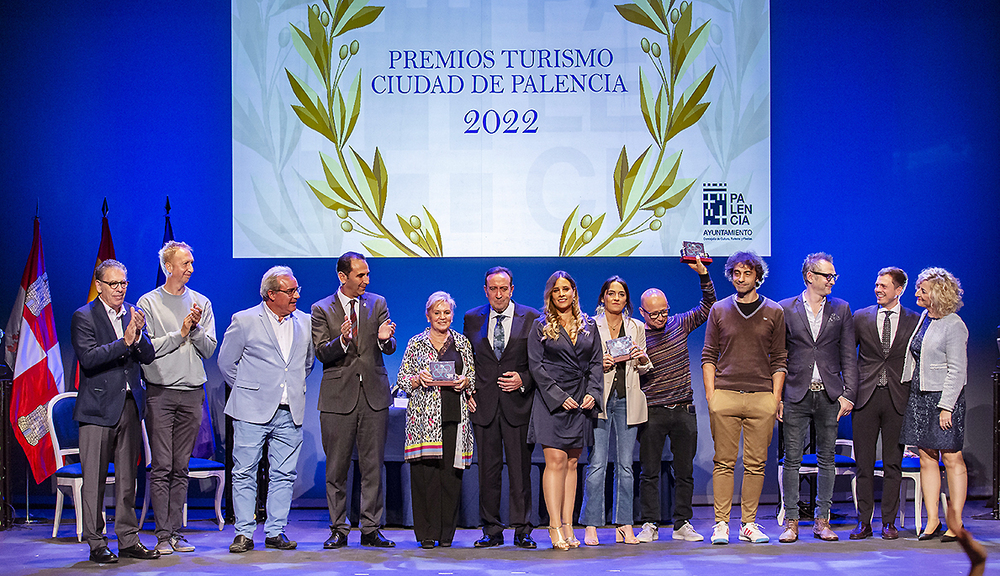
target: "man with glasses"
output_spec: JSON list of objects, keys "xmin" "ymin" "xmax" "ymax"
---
[
  {"xmin": 635, "ymin": 257, "xmax": 715, "ymax": 543},
  {"xmin": 137, "ymin": 241, "xmax": 216, "ymax": 554},
  {"xmin": 311, "ymin": 252, "xmax": 398, "ymax": 549},
  {"xmin": 777, "ymin": 252, "xmax": 858, "ymax": 543},
  {"xmin": 71, "ymin": 260, "xmax": 158, "ymax": 563},
  {"xmin": 219, "ymin": 266, "xmax": 314, "ymax": 553}
]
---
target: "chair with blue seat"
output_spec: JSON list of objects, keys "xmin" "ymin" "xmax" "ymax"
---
[
  {"xmin": 138, "ymin": 421, "xmax": 226, "ymax": 531},
  {"xmin": 46, "ymin": 392, "xmax": 114, "ymax": 541},
  {"xmin": 777, "ymin": 413, "xmax": 858, "ymax": 525},
  {"xmin": 867, "ymin": 447, "xmax": 947, "ymax": 534}
]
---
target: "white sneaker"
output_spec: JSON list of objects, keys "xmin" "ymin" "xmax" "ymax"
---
[
  {"xmin": 636, "ymin": 522, "xmax": 658, "ymax": 542},
  {"xmin": 739, "ymin": 522, "xmax": 769, "ymax": 543},
  {"xmin": 711, "ymin": 521, "xmax": 730, "ymax": 545},
  {"xmin": 672, "ymin": 522, "xmax": 704, "ymax": 542}
]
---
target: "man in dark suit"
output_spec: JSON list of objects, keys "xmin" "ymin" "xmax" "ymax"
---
[
  {"xmin": 71, "ymin": 259, "xmax": 159, "ymax": 563},
  {"xmin": 311, "ymin": 252, "xmax": 397, "ymax": 548},
  {"xmin": 463, "ymin": 267, "xmax": 540, "ymax": 549},
  {"xmin": 850, "ymin": 267, "xmax": 920, "ymax": 540},
  {"xmin": 778, "ymin": 252, "xmax": 858, "ymax": 543}
]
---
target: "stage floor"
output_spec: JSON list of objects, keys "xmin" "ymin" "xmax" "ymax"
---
[{"xmin": 2, "ymin": 503, "xmax": 998, "ymax": 575}]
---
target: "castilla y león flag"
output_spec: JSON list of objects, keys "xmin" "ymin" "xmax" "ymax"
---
[{"xmin": 4, "ymin": 218, "xmax": 64, "ymax": 483}]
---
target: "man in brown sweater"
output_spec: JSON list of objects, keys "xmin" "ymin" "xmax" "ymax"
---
[{"xmin": 702, "ymin": 251, "xmax": 787, "ymax": 545}]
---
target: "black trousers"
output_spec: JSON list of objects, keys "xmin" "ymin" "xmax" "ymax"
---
[
  {"xmin": 638, "ymin": 404, "xmax": 697, "ymax": 526},
  {"xmin": 473, "ymin": 415, "xmax": 533, "ymax": 536},
  {"xmin": 410, "ymin": 423, "xmax": 463, "ymax": 544},
  {"xmin": 853, "ymin": 387, "xmax": 904, "ymax": 525}
]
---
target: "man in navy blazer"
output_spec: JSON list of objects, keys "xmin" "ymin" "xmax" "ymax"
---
[
  {"xmin": 778, "ymin": 252, "xmax": 858, "ymax": 543},
  {"xmin": 71, "ymin": 259, "xmax": 158, "ymax": 564},
  {"xmin": 219, "ymin": 266, "xmax": 314, "ymax": 553},
  {"xmin": 463, "ymin": 266, "xmax": 540, "ymax": 549},
  {"xmin": 850, "ymin": 267, "xmax": 920, "ymax": 540},
  {"xmin": 311, "ymin": 252, "xmax": 397, "ymax": 548}
]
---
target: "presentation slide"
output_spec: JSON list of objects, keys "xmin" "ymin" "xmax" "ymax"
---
[{"xmin": 232, "ymin": 0, "xmax": 770, "ymax": 258}]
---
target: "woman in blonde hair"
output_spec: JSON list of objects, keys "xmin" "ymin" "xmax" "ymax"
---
[
  {"xmin": 900, "ymin": 268, "xmax": 968, "ymax": 542},
  {"xmin": 527, "ymin": 271, "xmax": 603, "ymax": 549}
]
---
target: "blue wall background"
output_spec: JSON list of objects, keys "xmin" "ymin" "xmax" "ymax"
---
[{"xmin": 2, "ymin": 1, "xmax": 998, "ymax": 506}]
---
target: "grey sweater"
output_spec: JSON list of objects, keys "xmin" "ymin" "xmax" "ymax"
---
[{"xmin": 137, "ymin": 285, "xmax": 217, "ymax": 390}]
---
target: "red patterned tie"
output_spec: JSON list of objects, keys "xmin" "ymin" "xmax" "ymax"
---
[{"xmin": 350, "ymin": 299, "xmax": 358, "ymax": 342}]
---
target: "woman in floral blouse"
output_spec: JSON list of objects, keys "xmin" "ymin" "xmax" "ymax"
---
[{"xmin": 397, "ymin": 291, "xmax": 475, "ymax": 548}]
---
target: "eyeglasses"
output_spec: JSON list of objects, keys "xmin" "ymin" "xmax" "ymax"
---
[
  {"xmin": 98, "ymin": 279, "xmax": 129, "ymax": 291},
  {"xmin": 273, "ymin": 286, "xmax": 302, "ymax": 297},
  {"xmin": 810, "ymin": 271, "xmax": 839, "ymax": 282},
  {"xmin": 641, "ymin": 307, "xmax": 669, "ymax": 319}
]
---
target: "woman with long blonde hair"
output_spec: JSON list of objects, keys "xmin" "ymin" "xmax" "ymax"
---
[{"xmin": 527, "ymin": 271, "xmax": 604, "ymax": 549}]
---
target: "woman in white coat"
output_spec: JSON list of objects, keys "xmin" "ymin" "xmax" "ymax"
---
[
  {"xmin": 580, "ymin": 276, "xmax": 651, "ymax": 545},
  {"xmin": 900, "ymin": 268, "xmax": 968, "ymax": 542}
]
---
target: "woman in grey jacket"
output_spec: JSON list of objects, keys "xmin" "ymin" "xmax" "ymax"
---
[{"xmin": 900, "ymin": 268, "xmax": 968, "ymax": 542}]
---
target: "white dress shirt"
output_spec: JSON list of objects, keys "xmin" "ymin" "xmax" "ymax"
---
[{"xmin": 263, "ymin": 303, "xmax": 293, "ymax": 405}]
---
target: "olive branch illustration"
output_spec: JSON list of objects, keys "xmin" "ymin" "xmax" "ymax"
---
[
  {"xmin": 558, "ymin": 0, "xmax": 715, "ymax": 256},
  {"xmin": 286, "ymin": 0, "xmax": 443, "ymax": 257}
]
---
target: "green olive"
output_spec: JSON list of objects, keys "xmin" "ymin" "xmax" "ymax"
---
[
  {"xmin": 651, "ymin": 42, "xmax": 661, "ymax": 58},
  {"xmin": 641, "ymin": 38, "xmax": 650, "ymax": 53},
  {"xmin": 582, "ymin": 230, "xmax": 594, "ymax": 243},
  {"xmin": 409, "ymin": 215, "xmax": 422, "ymax": 229},
  {"xmin": 339, "ymin": 44, "xmax": 349, "ymax": 60},
  {"xmin": 336, "ymin": 208, "xmax": 348, "ymax": 219},
  {"xmin": 350, "ymin": 40, "xmax": 359, "ymax": 55},
  {"xmin": 408, "ymin": 231, "xmax": 421, "ymax": 244},
  {"xmin": 654, "ymin": 206, "xmax": 666, "ymax": 217},
  {"xmin": 341, "ymin": 221, "xmax": 353, "ymax": 232},
  {"xmin": 580, "ymin": 214, "xmax": 593, "ymax": 228},
  {"xmin": 650, "ymin": 220, "xmax": 662, "ymax": 231},
  {"xmin": 320, "ymin": 11, "xmax": 330, "ymax": 26}
]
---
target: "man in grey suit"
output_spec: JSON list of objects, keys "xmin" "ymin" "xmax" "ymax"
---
[
  {"xmin": 463, "ymin": 266, "xmax": 540, "ymax": 549},
  {"xmin": 218, "ymin": 266, "xmax": 314, "ymax": 553},
  {"xmin": 778, "ymin": 252, "xmax": 858, "ymax": 543},
  {"xmin": 71, "ymin": 259, "xmax": 159, "ymax": 564},
  {"xmin": 850, "ymin": 267, "xmax": 920, "ymax": 540},
  {"xmin": 311, "ymin": 252, "xmax": 397, "ymax": 548}
]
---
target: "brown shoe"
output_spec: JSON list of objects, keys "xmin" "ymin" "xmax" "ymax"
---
[
  {"xmin": 881, "ymin": 523, "xmax": 899, "ymax": 540},
  {"xmin": 849, "ymin": 521, "xmax": 873, "ymax": 540},
  {"xmin": 813, "ymin": 517, "xmax": 839, "ymax": 541},
  {"xmin": 778, "ymin": 519, "xmax": 799, "ymax": 543}
]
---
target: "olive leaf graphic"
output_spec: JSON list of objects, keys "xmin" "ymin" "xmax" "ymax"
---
[
  {"xmin": 559, "ymin": 0, "xmax": 713, "ymax": 256},
  {"xmin": 287, "ymin": 1, "xmax": 444, "ymax": 256}
]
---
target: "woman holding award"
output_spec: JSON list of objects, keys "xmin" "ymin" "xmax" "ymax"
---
[
  {"xmin": 528, "ymin": 271, "xmax": 604, "ymax": 550},
  {"xmin": 900, "ymin": 268, "xmax": 969, "ymax": 542},
  {"xmin": 580, "ymin": 276, "xmax": 650, "ymax": 545},
  {"xmin": 397, "ymin": 291, "xmax": 475, "ymax": 548}
]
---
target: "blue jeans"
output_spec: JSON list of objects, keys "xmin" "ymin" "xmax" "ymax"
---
[
  {"xmin": 581, "ymin": 392, "xmax": 638, "ymax": 526},
  {"xmin": 232, "ymin": 407, "xmax": 302, "ymax": 538},
  {"xmin": 781, "ymin": 390, "xmax": 840, "ymax": 520}
]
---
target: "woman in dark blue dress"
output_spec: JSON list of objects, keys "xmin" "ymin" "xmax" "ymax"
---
[
  {"xmin": 527, "ymin": 271, "xmax": 603, "ymax": 549},
  {"xmin": 900, "ymin": 267, "xmax": 969, "ymax": 541}
]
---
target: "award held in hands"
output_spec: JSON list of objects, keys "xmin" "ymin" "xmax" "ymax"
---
[
  {"xmin": 429, "ymin": 360, "xmax": 457, "ymax": 386},
  {"xmin": 606, "ymin": 336, "xmax": 633, "ymax": 363},
  {"xmin": 680, "ymin": 241, "xmax": 712, "ymax": 264}
]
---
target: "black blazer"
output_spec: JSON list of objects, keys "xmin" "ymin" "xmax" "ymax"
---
[
  {"xmin": 463, "ymin": 302, "xmax": 540, "ymax": 427},
  {"xmin": 71, "ymin": 299, "xmax": 154, "ymax": 426},
  {"xmin": 780, "ymin": 295, "xmax": 859, "ymax": 404},
  {"xmin": 853, "ymin": 304, "xmax": 921, "ymax": 413}
]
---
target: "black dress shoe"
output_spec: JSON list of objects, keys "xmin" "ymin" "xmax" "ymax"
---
[
  {"xmin": 881, "ymin": 523, "xmax": 899, "ymax": 540},
  {"xmin": 474, "ymin": 534, "xmax": 504, "ymax": 548},
  {"xmin": 849, "ymin": 522, "xmax": 873, "ymax": 540},
  {"xmin": 941, "ymin": 532, "xmax": 959, "ymax": 543},
  {"xmin": 420, "ymin": 539, "xmax": 436, "ymax": 549},
  {"xmin": 324, "ymin": 528, "xmax": 348, "ymax": 549},
  {"xmin": 119, "ymin": 542, "xmax": 161, "ymax": 560},
  {"xmin": 918, "ymin": 523, "xmax": 942, "ymax": 541},
  {"xmin": 513, "ymin": 534, "xmax": 537, "ymax": 549},
  {"xmin": 360, "ymin": 530, "xmax": 395, "ymax": 548},
  {"xmin": 265, "ymin": 533, "xmax": 298, "ymax": 550},
  {"xmin": 89, "ymin": 546, "xmax": 118, "ymax": 564},
  {"xmin": 438, "ymin": 541, "xmax": 452, "ymax": 547},
  {"xmin": 229, "ymin": 535, "xmax": 255, "ymax": 553}
]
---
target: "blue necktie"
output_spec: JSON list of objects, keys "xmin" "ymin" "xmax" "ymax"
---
[{"xmin": 493, "ymin": 314, "xmax": 505, "ymax": 359}]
